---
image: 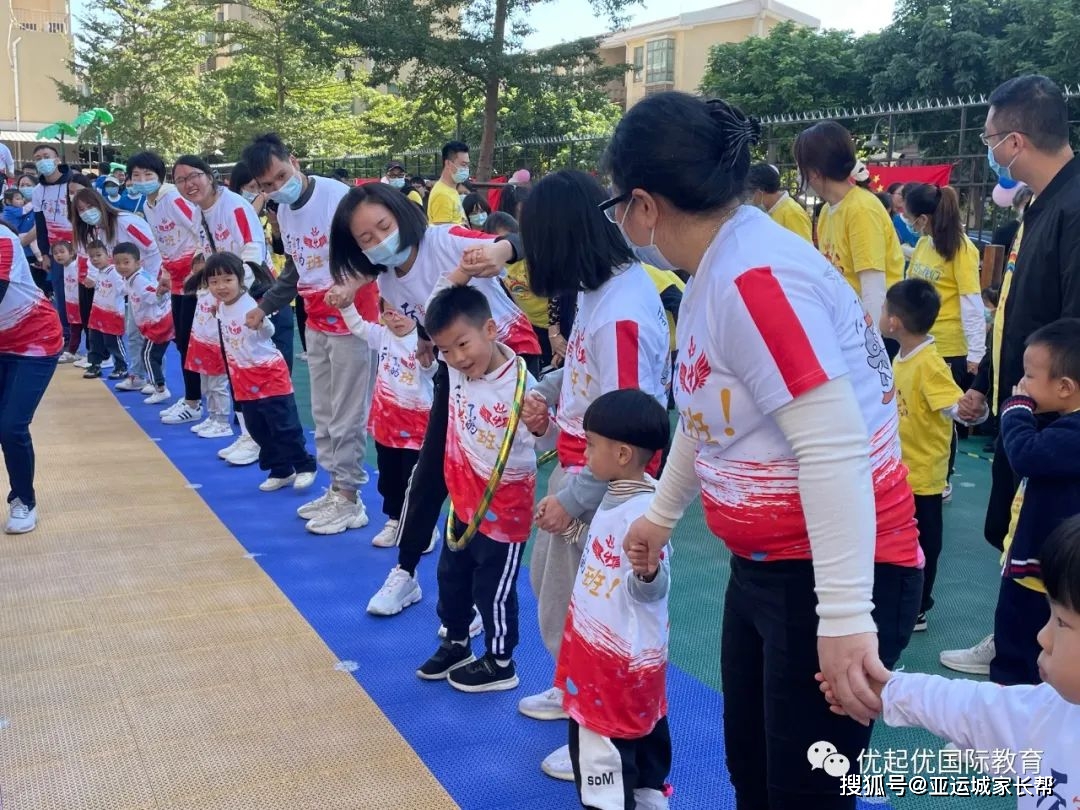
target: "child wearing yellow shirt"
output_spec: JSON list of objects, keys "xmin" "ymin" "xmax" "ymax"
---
[{"xmin": 880, "ymin": 278, "xmax": 987, "ymax": 632}]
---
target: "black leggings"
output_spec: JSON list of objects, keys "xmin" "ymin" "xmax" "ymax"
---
[{"xmin": 172, "ymin": 293, "xmax": 201, "ymax": 401}]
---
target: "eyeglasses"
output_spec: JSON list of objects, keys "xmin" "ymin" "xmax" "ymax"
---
[
  {"xmin": 173, "ymin": 171, "xmax": 207, "ymax": 187},
  {"xmin": 980, "ymin": 131, "xmax": 1026, "ymax": 147},
  {"xmin": 598, "ymin": 191, "xmax": 630, "ymax": 223}
]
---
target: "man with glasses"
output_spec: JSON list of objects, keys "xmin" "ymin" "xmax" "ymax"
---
[{"xmin": 945, "ymin": 75, "xmax": 1080, "ymax": 680}]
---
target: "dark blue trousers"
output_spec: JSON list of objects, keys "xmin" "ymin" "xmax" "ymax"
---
[{"xmin": 0, "ymin": 352, "xmax": 60, "ymax": 508}]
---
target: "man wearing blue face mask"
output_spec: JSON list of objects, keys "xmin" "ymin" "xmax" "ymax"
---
[
  {"xmin": 427, "ymin": 141, "xmax": 469, "ymax": 226},
  {"xmin": 29, "ymin": 143, "xmax": 72, "ymax": 342},
  {"xmin": 944, "ymin": 74, "xmax": 1080, "ymax": 682},
  {"xmin": 241, "ymin": 132, "xmax": 377, "ymax": 536}
]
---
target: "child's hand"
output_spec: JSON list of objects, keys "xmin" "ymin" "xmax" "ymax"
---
[
  {"xmin": 622, "ymin": 516, "xmax": 671, "ymax": 578},
  {"xmin": 534, "ymin": 496, "xmax": 573, "ymax": 534},
  {"xmin": 157, "ymin": 272, "xmax": 170, "ymax": 296},
  {"xmin": 416, "ymin": 337, "xmax": 434, "ymax": 368},
  {"xmin": 1013, "ymin": 379, "xmax": 1029, "ymax": 397},
  {"xmin": 815, "ymin": 670, "xmax": 890, "ymax": 718},
  {"xmin": 626, "ymin": 538, "xmax": 651, "ymax": 575},
  {"xmin": 324, "ymin": 284, "xmax": 351, "ymax": 309},
  {"xmin": 82, "ymin": 278, "xmax": 95, "ymax": 289},
  {"xmin": 522, "ymin": 391, "xmax": 549, "ymax": 434},
  {"xmin": 245, "ymin": 307, "xmax": 266, "ymax": 330}
]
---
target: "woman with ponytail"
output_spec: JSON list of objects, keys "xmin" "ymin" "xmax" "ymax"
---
[
  {"xmin": 612, "ymin": 92, "xmax": 921, "ymax": 808},
  {"xmin": 904, "ymin": 183, "xmax": 985, "ymax": 490}
]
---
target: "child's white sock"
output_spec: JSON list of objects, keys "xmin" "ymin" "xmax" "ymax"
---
[{"xmin": 236, "ymin": 411, "xmax": 249, "ymax": 436}]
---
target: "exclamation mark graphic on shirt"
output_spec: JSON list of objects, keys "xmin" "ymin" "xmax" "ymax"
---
[{"xmin": 720, "ymin": 389, "xmax": 735, "ymax": 436}]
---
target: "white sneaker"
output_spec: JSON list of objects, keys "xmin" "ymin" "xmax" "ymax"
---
[
  {"xmin": 518, "ymin": 687, "xmax": 568, "ymax": 721},
  {"xmin": 439, "ymin": 611, "xmax": 483, "ymax": 639},
  {"xmin": 633, "ymin": 788, "xmax": 670, "ymax": 810},
  {"xmin": 161, "ymin": 398, "xmax": 188, "ymax": 418},
  {"xmin": 424, "ymin": 527, "xmax": 441, "ymax": 554},
  {"xmin": 161, "ymin": 402, "xmax": 202, "ymax": 425},
  {"xmin": 225, "ymin": 435, "xmax": 260, "ymax": 466},
  {"xmin": 218, "ymin": 435, "xmax": 246, "ymax": 459},
  {"xmin": 144, "ymin": 388, "xmax": 171, "ymax": 405},
  {"xmin": 540, "ymin": 744, "xmax": 574, "ymax": 782},
  {"xmin": 297, "ymin": 489, "xmax": 334, "ymax": 520},
  {"xmin": 259, "ymin": 474, "xmax": 296, "ymax": 492},
  {"xmin": 939, "ymin": 634, "xmax": 995, "ymax": 675},
  {"xmin": 366, "ymin": 566, "xmax": 421, "ymax": 616},
  {"xmin": 372, "ymin": 519, "xmax": 399, "ymax": 548},
  {"xmin": 114, "ymin": 376, "xmax": 146, "ymax": 392},
  {"xmin": 191, "ymin": 418, "xmax": 214, "ymax": 434},
  {"xmin": 100, "ymin": 357, "xmax": 114, "ymax": 370},
  {"xmin": 305, "ymin": 490, "xmax": 368, "ymax": 534},
  {"xmin": 4, "ymin": 498, "xmax": 36, "ymax": 534},
  {"xmin": 140, "ymin": 383, "xmax": 157, "ymax": 395},
  {"xmin": 293, "ymin": 471, "xmax": 316, "ymax": 490},
  {"xmin": 199, "ymin": 421, "xmax": 233, "ymax": 439},
  {"xmin": 57, "ymin": 351, "xmax": 79, "ymax": 364},
  {"xmin": 73, "ymin": 357, "xmax": 92, "ymax": 369}
]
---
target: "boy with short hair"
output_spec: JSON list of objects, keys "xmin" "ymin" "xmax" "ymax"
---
[
  {"xmin": 112, "ymin": 242, "xmax": 174, "ymax": 405},
  {"xmin": 993, "ymin": 317, "xmax": 1080, "ymax": 685},
  {"xmin": 880, "ymin": 278, "xmax": 986, "ymax": 632},
  {"xmin": 83, "ymin": 241, "xmax": 128, "ymax": 380},
  {"xmin": 415, "ymin": 275, "xmax": 550, "ymax": 692},
  {"xmin": 555, "ymin": 388, "xmax": 673, "ymax": 810}
]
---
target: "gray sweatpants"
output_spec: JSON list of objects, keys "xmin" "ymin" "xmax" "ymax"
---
[
  {"xmin": 307, "ymin": 329, "xmax": 373, "ymax": 493},
  {"xmin": 125, "ymin": 303, "xmax": 147, "ymax": 380},
  {"xmin": 530, "ymin": 464, "xmax": 593, "ymax": 661}
]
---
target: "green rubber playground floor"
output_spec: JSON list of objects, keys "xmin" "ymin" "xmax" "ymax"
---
[{"xmin": 292, "ymin": 348, "xmax": 1009, "ymax": 810}]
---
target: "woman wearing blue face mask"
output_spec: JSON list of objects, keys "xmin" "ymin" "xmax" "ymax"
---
[
  {"xmin": 461, "ymin": 192, "xmax": 490, "ymax": 230},
  {"xmin": 611, "ymin": 92, "xmax": 922, "ymax": 810},
  {"xmin": 328, "ymin": 180, "xmax": 539, "ymax": 619}
]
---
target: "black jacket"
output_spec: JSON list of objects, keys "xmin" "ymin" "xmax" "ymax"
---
[{"xmin": 974, "ymin": 155, "xmax": 1080, "ymax": 412}]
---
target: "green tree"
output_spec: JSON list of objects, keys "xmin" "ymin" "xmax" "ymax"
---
[
  {"xmin": 321, "ymin": 0, "xmax": 635, "ymax": 179},
  {"xmin": 56, "ymin": 0, "xmax": 221, "ymax": 156}
]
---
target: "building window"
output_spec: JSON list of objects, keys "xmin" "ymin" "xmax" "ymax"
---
[
  {"xmin": 645, "ymin": 38, "xmax": 674, "ymax": 84},
  {"xmin": 632, "ymin": 46, "xmax": 643, "ymax": 83}
]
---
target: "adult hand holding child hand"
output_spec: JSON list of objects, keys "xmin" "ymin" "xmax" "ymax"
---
[{"xmin": 622, "ymin": 516, "xmax": 671, "ymax": 578}]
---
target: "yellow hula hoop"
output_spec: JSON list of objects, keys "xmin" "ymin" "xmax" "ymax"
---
[{"xmin": 446, "ymin": 357, "xmax": 528, "ymax": 551}]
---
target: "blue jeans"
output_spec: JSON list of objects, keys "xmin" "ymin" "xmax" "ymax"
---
[
  {"xmin": 0, "ymin": 352, "xmax": 60, "ymax": 508},
  {"xmin": 48, "ymin": 258, "xmax": 70, "ymax": 342}
]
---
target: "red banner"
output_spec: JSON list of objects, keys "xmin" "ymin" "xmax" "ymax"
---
[{"xmin": 867, "ymin": 163, "xmax": 954, "ymax": 193}]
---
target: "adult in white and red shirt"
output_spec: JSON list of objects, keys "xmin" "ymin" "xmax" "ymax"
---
[
  {"xmin": 128, "ymin": 152, "xmax": 203, "ymax": 411},
  {"xmin": 30, "ymin": 143, "xmax": 73, "ymax": 341},
  {"xmin": 0, "ymin": 227, "xmax": 63, "ymax": 535},
  {"xmin": 242, "ymin": 134, "xmax": 380, "ymax": 536},
  {"xmin": 327, "ymin": 181, "xmax": 536, "ymax": 618},
  {"xmin": 510, "ymin": 169, "xmax": 672, "ymax": 780},
  {"xmin": 609, "ymin": 93, "xmax": 922, "ymax": 809}
]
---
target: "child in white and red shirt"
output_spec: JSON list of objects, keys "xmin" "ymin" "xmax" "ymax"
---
[
  {"xmin": 336, "ymin": 297, "xmax": 436, "ymax": 547},
  {"xmin": 199, "ymin": 251, "xmax": 315, "ymax": 493},
  {"xmin": 415, "ymin": 278, "xmax": 551, "ymax": 693},
  {"xmin": 83, "ymin": 241, "xmax": 127, "ymax": 379},
  {"xmin": 181, "ymin": 255, "xmax": 232, "ymax": 438},
  {"xmin": 112, "ymin": 242, "xmax": 174, "ymax": 405},
  {"xmin": 53, "ymin": 240, "xmax": 85, "ymax": 362},
  {"xmin": 555, "ymin": 388, "xmax": 674, "ymax": 810}
]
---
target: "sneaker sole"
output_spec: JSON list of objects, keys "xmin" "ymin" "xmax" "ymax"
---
[
  {"xmin": 416, "ymin": 653, "xmax": 476, "ymax": 681},
  {"xmin": 448, "ymin": 673, "xmax": 519, "ymax": 693},
  {"xmin": 4, "ymin": 524, "xmax": 36, "ymax": 535},
  {"xmin": 938, "ymin": 660, "xmax": 991, "ymax": 675},
  {"xmin": 306, "ymin": 514, "xmax": 370, "ymax": 535},
  {"xmin": 226, "ymin": 454, "xmax": 260, "ymax": 467},
  {"xmin": 540, "ymin": 762, "xmax": 576, "ymax": 782},
  {"xmin": 366, "ymin": 587, "xmax": 421, "ymax": 616},
  {"xmin": 518, "ymin": 705, "xmax": 570, "ymax": 721}
]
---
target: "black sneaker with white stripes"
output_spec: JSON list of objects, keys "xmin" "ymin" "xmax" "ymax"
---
[
  {"xmin": 448, "ymin": 653, "xmax": 519, "ymax": 693},
  {"xmin": 416, "ymin": 640, "xmax": 475, "ymax": 681}
]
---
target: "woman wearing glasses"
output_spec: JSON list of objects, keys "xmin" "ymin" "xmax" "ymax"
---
[{"xmin": 614, "ymin": 92, "xmax": 922, "ymax": 809}]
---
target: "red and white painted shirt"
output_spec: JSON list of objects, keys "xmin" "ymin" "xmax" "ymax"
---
[
  {"xmin": 674, "ymin": 205, "xmax": 918, "ymax": 565},
  {"xmin": 279, "ymin": 177, "xmax": 372, "ymax": 333},
  {"xmin": 556, "ymin": 490, "xmax": 669, "ymax": 739},
  {"xmin": 216, "ymin": 292, "xmax": 292, "ymax": 402},
  {"xmin": 0, "ymin": 233, "xmax": 63, "ymax": 356},
  {"xmin": 376, "ymin": 225, "xmax": 540, "ymax": 356},
  {"xmin": 342, "ymin": 305, "xmax": 435, "ymax": 451},
  {"xmin": 556, "ymin": 263, "xmax": 671, "ymax": 468},
  {"xmin": 144, "ymin": 184, "xmax": 200, "ymax": 294},
  {"xmin": 63, "ymin": 260, "xmax": 81, "ymax": 326},
  {"xmin": 445, "ymin": 347, "xmax": 538, "ymax": 543},
  {"xmin": 197, "ymin": 188, "xmax": 268, "ymax": 267},
  {"xmin": 125, "ymin": 269, "xmax": 175, "ymax": 343},
  {"xmin": 87, "ymin": 263, "xmax": 126, "ymax": 336},
  {"xmin": 30, "ymin": 179, "xmax": 72, "ymax": 246},
  {"xmin": 185, "ymin": 289, "xmax": 226, "ymax": 376}
]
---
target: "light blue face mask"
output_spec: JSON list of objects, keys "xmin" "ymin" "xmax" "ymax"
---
[
  {"xmin": 469, "ymin": 212, "xmax": 488, "ymax": 228},
  {"xmin": 269, "ymin": 173, "xmax": 303, "ymax": 206},
  {"xmin": 241, "ymin": 190, "xmax": 258, "ymax": 203},
  {"xmin": 388, "ymin": 177, "xmax": 406, "ymax": 189},
  {"xmin": 35, "ymin": 158, "xmax": 56, "ymax": 176},
  {"xmin": 79, "ymin": 208, "xmax": 102, "ymax": 226},
  {"xmin": 131, "ymin": 179, "xmax": 160, "ymax": 196},
  {"xmin": 616, "ymin": 200, "xmax": 678, "ymax": 272},
  {"xmin": 363, "ymin": 229, "xmax": 412, "ymax": 268},
  {"xmin": 452, "ymin": 166, "xmax": 469, "ymax": 184},
  {"xmin": 987, "ymin": 134, "xmax": 1019, "ymax": 183}
]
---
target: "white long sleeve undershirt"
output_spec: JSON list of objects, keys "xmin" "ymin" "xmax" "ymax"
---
[
  {"xmin": 857, "ymin": 269, "xmax": 886, "ymax": 326},
  {"xmin": 960, "ymin": 293, "xmax": 987, "ymax": 365}
]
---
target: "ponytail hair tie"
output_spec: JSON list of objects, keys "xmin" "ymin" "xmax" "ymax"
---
[{"xmin": 706, "ymin": 98, "xmax": 761, "ymax": 170}]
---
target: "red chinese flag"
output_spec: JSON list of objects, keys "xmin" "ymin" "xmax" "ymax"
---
[
  {"xmin": 867, "ymin": 164, "xmax": 954, "ymax": 193},
  {"xmin": 487, "ymin": 177, "xmax": 507, "ymax": 211}
]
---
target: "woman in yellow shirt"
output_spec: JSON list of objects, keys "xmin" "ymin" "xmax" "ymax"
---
[
  {"xmin": 794, "ymin": 122, "xmax": 905, "ymax": 353},
  {"xmin": 903, "ymin": 183, "xmax": 986, "ymax": 492},
  {"xmin": 746, "ymin": 163, "xmax": 813, "ymax": 243}
]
